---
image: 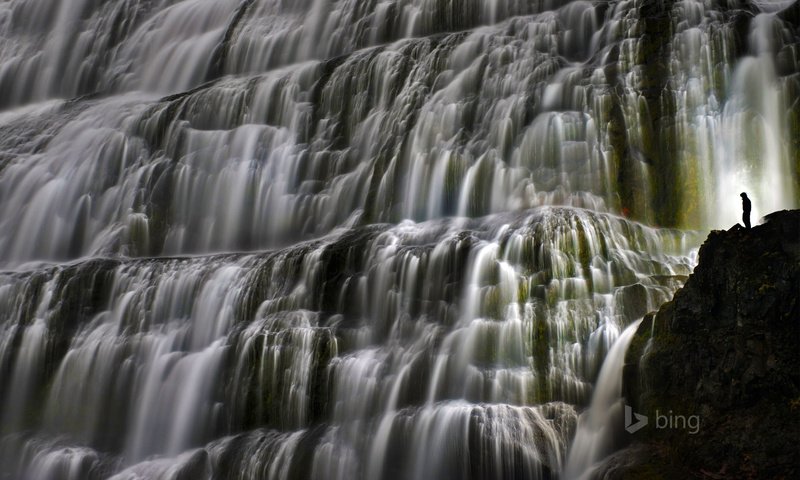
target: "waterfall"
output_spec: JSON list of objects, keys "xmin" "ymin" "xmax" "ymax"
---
[
  {"xmin": 0, "ymin": 1, "xmax": 797, "ymax": 479},
  {"xmin": 563, "ymin": 318, "xmax": 642, "ymax": 479}
]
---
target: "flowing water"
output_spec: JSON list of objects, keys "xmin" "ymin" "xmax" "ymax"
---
[{"xmin": 0, "ymin": 1, "xmax": 797, "ymax": 479}]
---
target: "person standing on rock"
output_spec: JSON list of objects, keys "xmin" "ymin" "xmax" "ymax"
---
[{"xmin": 740, "ymin": 192, "xmax": 751, "ymax": 229}]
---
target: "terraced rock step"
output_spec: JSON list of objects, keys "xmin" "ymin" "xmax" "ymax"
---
[{"xmin": 0, "ymin": 207, "xmax": 694, "ymax": 479}]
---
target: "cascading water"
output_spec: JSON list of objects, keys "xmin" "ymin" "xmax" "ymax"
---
[{"xmin": 0, "ymin": 1, "xmax": 797, "ymax": 479}]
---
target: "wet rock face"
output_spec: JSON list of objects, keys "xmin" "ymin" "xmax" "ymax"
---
[{"xmin": 616, "ymin": 210, "xmax": 800, "ymax": 479}]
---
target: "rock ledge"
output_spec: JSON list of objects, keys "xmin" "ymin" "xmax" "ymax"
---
[{"xmin": 607, "ymin": 210, "xmax": 800, "ymax": 479}]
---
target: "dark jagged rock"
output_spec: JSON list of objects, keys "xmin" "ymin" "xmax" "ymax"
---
[{"xmin": 608, "ymin": 210, "xmax": 800, "ymax": 479}]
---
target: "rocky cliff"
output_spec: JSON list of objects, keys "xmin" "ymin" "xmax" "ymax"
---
[{"xmin": 604, "ymin": 210, "xmax": 800, "ymax": 479}]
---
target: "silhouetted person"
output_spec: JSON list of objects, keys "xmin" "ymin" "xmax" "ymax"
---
[{"xmin": 740, "ymin": 192, "xmax": 751, "ymax": 229}]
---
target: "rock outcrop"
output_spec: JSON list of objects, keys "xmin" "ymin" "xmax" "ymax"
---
[{"xmin": 606, "ymin": 210, "xmax": 800, "ymax": 479}]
